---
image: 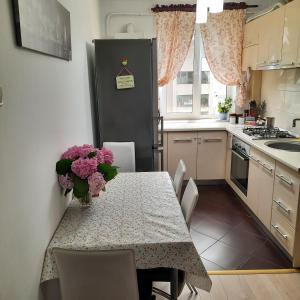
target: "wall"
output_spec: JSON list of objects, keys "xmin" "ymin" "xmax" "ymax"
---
[
  {"xmin": 261, "ymin": 69, "xmax": 300, "ymax": 135},
  {"xmin": 0, "ymin": 1, "xmax": 101, "ymax": 300},
  {"xmin": 99, "ymin": 0, "xmax": 279, "ymax": 38}
]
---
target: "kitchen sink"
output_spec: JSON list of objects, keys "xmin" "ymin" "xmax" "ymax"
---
[{"xmin": 265, "ymin": 141, "xmax": 300, "ymax": 152}]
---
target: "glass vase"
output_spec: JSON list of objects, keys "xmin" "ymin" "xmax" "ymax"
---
[{"xmin": 77, "ymin": 194, "xmax": 92, "ymax": 208}]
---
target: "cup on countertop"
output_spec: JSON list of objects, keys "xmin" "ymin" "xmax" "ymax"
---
[
  {"xmin": 238, "ymin": 116, "xmax": 245, "ymax": 125},
  {"xmin": 229, "ymin": 114, "xmax": 237, "ymax": 124}
]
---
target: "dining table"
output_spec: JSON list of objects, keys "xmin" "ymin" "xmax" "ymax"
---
[{"xmin": 40, "ymin": 172, "xmax": 212, "ymax": 299}]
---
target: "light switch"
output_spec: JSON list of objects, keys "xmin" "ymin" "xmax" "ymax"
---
[{"xmin": 0, "ymin": 87, "xmax": 3, "ymax": 106}]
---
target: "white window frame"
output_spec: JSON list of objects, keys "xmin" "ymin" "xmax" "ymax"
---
[{"xmin": 160, "ymin": 25, "xmax": 233, "ymax": 120}]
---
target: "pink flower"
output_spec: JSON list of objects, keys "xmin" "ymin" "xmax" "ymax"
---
[
  {"xmin": 58, "ymin": 174, "xmax": 74, "ymax": 190},
  {"xmin": 95, "ymin": 149, "xmax": 105, "ymax": 164},
  {"xmin": 61, "ymin": 145, "xmax": 81, "ymax": 160},
  {"xmin": 61, "ymin": 144, "xmax": 96, "ymax": 160},
  {"xmin": 88, "ymin": 172, "xmax": 106, "ymax": 196},
  {"xmin": 71, "ymin": 158, "xmax": 98, "ymax": 179},
  {"xmin": 78, "ymin": 144, "xmax": 96, "ymax": 158},
  {"xmin": 99, "ymin": 148, "xmax": 114, "ymax": 165}
]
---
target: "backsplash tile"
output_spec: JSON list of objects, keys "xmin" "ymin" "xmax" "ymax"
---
[{"xmin": 261, "ymin": 69, "xmax": 300, "ymax": 135}]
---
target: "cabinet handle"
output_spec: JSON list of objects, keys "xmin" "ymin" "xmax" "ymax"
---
[
  {"xmin": 203, "ymin": 138, "xmax": 223, "ymax": 143},
  {"xmin": 274, "ymin": 199, "xmax": 291, "ymax": 214},
  {"xmin": 271, "ymin": 224, "xmax": 288, "ymax": 239},
  {"xmin": 280, "ymin": 62, "xmax": 295, "ymax": 68},
  {"xmin": 276, "ymin": 174, "xmax": 293, "ymax": 186},
  {"xmin": 173, "ymin": 138, "xmax": 193, "ymax": 143},
  {"xmin": 269, "ymin": 59, "xmax": 280, "ymax": 64},
  {"xmin": 261, "ymin": 162, "xmax": 273, "ymax": 173},
  {"xmin": 249, "ymin": 155, "xmax": 260, "ymax": 164}
]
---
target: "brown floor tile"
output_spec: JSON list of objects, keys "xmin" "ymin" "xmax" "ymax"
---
[
  {"xmin": 191, "ymin": 214, "xmax": 233, "ymax": 240},
  {"xmin": 200, "ymin": 257, "xmax": 224, "ymax": 271},
  {"xmin": 219, "ymin": 226, "xmax": 266, "ymax": 254},
  {"xmin": 238, "ymin": 256, "xmax": 286, "ymax": 270},
  {"xmin": 201, "ymin": 241, "xmax": 250, "ymax": 270},
  {"xmin": 190, "ymin": 229, "xmax": 218, "ymax": 254},
  {"xmin": 251, "ymin": 239, "xmax": 292, "ymax": 268},
  {"xmin": 190, "ymin": 184, "xmax": 292, "ymax": 271}
]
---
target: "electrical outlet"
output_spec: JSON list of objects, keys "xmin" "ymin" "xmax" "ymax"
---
[{"xmin": 0, "ymin": 87, "xmax": 3, "ymax": 106}]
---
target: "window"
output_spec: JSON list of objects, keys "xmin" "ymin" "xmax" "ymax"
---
[{"xmin": 161, "ymin": 26, "xmax": 228, "ymax": 119}]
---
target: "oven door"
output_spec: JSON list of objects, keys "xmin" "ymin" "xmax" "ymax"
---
[{"xmin": 230, "ymin": 149, "xmax": 249, "ymax": 196}]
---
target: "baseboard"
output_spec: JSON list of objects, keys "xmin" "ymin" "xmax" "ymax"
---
[{"xmin": 208, "ymin": 268, "xmax": 300, "ymax": 276}]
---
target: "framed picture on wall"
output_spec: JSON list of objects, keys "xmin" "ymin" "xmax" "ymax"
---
[{"xmin": 12, "ymin": 0, "xmax": 72, "ymax": 61}]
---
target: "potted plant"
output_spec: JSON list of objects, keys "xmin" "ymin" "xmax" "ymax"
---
[
  {"xmin": 218, "ymin": 97, "xmax": 232, "ymax": 120},
  {"xmin": 56, "ymin": 144, "xmax": 118, "ymax": 207}
]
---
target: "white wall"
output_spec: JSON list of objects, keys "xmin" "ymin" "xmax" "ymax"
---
[
  {"xmin": 99, "ymin": 0, "xmax": 279, "ymax": 38},
  {"xmin": 0, "ymin": 1, "xmax": 101, "ymax": 299},
  {"xmin": 261, "ymin": 69, "xmax": 300, "ymax": 135}
]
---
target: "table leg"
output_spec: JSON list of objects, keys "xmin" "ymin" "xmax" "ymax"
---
[{"xmin": 170, "ymin": 268, "xmax": 178, "ymax": 300}]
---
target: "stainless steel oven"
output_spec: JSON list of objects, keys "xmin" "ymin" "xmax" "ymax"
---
[{"xmin": 230, "ymin": 137, "xmax": 250, "ymax": 196}]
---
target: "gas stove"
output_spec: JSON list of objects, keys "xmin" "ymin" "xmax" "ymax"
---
[{"xmin": 243, "ymin": 127, "xmax": 296, "ymax": 140}]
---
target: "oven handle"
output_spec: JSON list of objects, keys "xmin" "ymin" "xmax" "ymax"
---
[{"xmin": 232, "ymin": 149, "xmax": 249, "ymax": 161}]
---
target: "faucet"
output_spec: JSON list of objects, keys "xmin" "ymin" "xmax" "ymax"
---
[{"xmin": 292, "ymin": 118, "xmax": 300, "ymax": 127}]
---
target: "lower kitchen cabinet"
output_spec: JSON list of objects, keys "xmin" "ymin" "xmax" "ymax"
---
[
  {"xmin": 271, "ymin": 162, "xmax": 300, "ymax": 262},
  {"xmin": 225, "ymin": 133, "xmax": 233, "ymax": 182},
  {"xmin": 166, "ymin": 130, "xmax": 227, "ymax": 180},
  {"xmin": 196, "ymin": 131, "xmax": 227, "ymax": 180},
  {"xmin": 167, "ymin": 132, "xmax": 198, "ymax": 179},
  {"xmin": 247, "ymin": 148, "xmax": 275, "ymax": 229}
]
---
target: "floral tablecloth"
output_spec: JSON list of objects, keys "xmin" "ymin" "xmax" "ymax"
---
[{"xmin": 41, "ymin": 172, "xmax": 212, "ymax": 292}]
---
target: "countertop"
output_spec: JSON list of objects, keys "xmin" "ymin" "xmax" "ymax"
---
[{"xmin": 163, "ymin": 120, "xmax": 300, "ymax": 172}]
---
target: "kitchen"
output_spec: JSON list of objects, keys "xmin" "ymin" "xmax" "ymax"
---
[{"xmin": 1, "ymin": 0, "xmax": 300, "ymax": 300}]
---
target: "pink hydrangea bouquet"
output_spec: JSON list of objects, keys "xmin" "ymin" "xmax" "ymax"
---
[{"xmin": 56, "ymin": 144, "xmax": 118, "ymax": 202}]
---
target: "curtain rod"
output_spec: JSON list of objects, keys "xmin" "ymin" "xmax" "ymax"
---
[{"xmin": 151, "ymin": 2, "xmax": 258, "ymax": 12}]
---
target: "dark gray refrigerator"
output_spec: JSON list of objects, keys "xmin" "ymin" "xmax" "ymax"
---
[{"xmin": 93, "ymin": 39, "xmax": 163, "ymax": 172}]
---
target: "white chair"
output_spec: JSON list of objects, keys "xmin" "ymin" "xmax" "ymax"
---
[
  {"xmin": 53, "ymin": 248, "xmax": 139, "ymax": 300},
  {"xmin": 103, "ymin": 142, "xmax": 135, "ymax": 172},
  {"xmin": 181, "ymin": 178, "xmax": 199, "ymax": 228},
  {"xmin": 173, "ymin": 160, "xmax": 186, "ymax": 200},
  {"xmin": 181, "ymin": 178, "xmax": 199, "ymax": 294}
]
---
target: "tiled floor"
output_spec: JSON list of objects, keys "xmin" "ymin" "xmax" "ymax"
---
[{"xmin": 190, "ymin": 184, "xmax": 292, "ymax": 271}]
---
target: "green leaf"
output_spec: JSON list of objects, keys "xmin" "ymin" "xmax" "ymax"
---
[
  {"xmin": 98, "ymin": 163, "xmax": 118, "ymax": 181},
  {"xmin": 73, "ymin": 176, "xmax": 89, "ymax": 198},
  {"xmin": 56, "ymin": 159, "xmax": 72, "ymax": 175},
  {"xmin": 87, "ymin": 151, "xmax": 97, "ymax": 158}
]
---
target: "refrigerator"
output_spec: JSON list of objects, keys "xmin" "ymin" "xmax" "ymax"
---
[{"xmin": 93, "ymin": 39, "xmax": 163, "ymax": 172}]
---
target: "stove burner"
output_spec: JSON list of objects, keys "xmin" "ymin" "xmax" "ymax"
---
[{"xmin": 243, "ymin": 127, "xmax": 296, "ymax": 140}]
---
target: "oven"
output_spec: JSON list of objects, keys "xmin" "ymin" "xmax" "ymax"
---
[{"xmin": 230, "ymin": 137, "xmax": 250, "ymax": 196}]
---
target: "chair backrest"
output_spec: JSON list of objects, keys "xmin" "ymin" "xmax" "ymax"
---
[
  {"xmin": 53, "ymin": 248, "xmax": 139, "ymax": 300},
  {"xmin": 103, "ymin": 142, "xmax": 135, "ymax": 172},
  {"xmin": 181, "ymin": 178, "xmax": 199, "ymax": 228},
  {"xmin": 173, "ymin": 160, "xmax": 186, "ymax": 200}
]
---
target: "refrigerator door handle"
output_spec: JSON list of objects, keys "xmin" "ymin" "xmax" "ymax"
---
[
  {"xmin": 159, "ymin": 147, "xmax": 164, "ymax": 171},
  {"xmin": 159, "ymin": 116, "xmax": 164, "ymax": 147}
]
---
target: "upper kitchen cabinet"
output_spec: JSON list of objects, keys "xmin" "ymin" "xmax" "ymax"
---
[
  {"xmin": 257, "ymin": 6, "xmax": 285, "ymax": 67},
  {"xmin": 243, "ymin": 18, "xmax": 259, "ymax": 48},
  {"xmin": 281, "ymin": 0, "xmax": 300, "ymax": 67},
  {"xmin": 242, "ymin": 45, "xmax": 258, "ymax": 71},
  {"xmin": 196, "ymin": 131, "xmax": 227, "ymax": 180}
]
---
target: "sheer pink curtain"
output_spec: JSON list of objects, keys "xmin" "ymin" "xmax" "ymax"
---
[
  {"xmin": 154, "ymin": 11, "xmax": 195, "ymax": 86},
  {"xmin": 200, "ymin": 10, "xmax": 246, "ymax": 107}
]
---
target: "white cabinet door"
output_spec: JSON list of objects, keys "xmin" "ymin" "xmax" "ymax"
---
[
  {"xmin": 248, "ymin": 148, "xmax": 275, "ymax": 229},
  {"xmin": 267, "ymin": 6, "xmax": 285, "ymax": 65},
  {"xmin": 167, "ymin": 132, "xmax": 198, "ymax": 179},
  {"xmin": 281, "ymin": 0, "xmax": 300, "ymax": 67},
  {"xmin": 196, "ymin": 131, "xmax": 227, "ymax": 180},
  {"xmin": 225, "ymin": 133, "xmax": 232, "ymax": 182},
  {"xmin": 243, "ymin": 19, "xmax": 259, "ymax": 48},
  {"xmin": 247, "ymin": 151, "xmax": 259, "ymax": 214}
]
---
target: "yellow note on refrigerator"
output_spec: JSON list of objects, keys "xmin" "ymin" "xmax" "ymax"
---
[{"xmin": 116, "ymin": 75, "xmax": 135, "ymax": 90}]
